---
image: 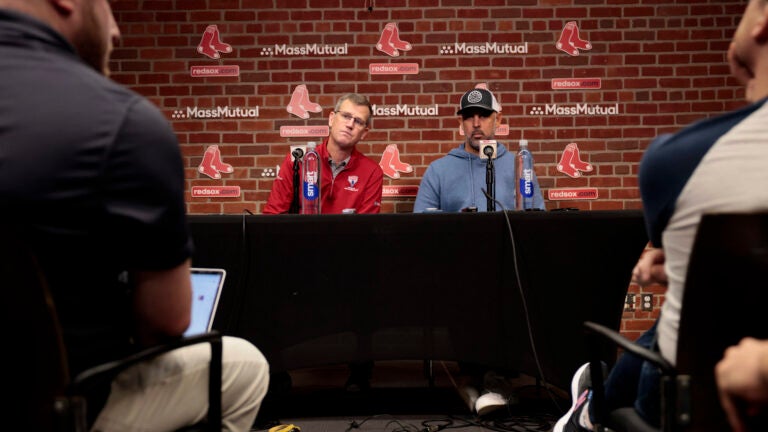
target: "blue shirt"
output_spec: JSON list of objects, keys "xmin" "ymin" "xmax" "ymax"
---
[{"xmin": 414, "ymin": 142, "xmax": 546, "ymax": 212}]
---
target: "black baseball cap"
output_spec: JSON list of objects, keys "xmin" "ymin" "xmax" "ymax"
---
[{"xmin": 456, "ymin": 88, "xmax": 498, "ymax": 115}]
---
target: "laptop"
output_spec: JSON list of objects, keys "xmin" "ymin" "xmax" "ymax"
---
[{"xmin": 184, "ymin": 268, "xmax": 226, "ymax": 337}]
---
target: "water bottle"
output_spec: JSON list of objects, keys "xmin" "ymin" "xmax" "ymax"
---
[
  {"xmin": 301, "ymin": 141, "xmax": 321, "ymax": 214},
  {"xmin": 515, "ymin": 139, "xmax": 534, "ymax": 211}
]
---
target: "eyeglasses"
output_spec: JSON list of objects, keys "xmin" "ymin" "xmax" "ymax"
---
[{"xmin": 334, "ymin": 111, "xmax": 368, "ymax": 128}]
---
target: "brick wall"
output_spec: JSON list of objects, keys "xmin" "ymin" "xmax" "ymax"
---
[{"xmin": 111, "ymin": 0, "xmax": 746, "ymax": 335}]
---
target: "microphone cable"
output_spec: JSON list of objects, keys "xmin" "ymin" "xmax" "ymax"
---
[{"xmin": 481, "ymin": 189, "xmax": 565, "ymax": 414}]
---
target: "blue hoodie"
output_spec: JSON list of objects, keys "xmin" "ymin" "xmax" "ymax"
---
[{"xmin": 414, "ymin": 142, "xmax": 545, "ymax": 212}]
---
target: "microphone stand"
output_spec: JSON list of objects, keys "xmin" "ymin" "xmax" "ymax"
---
[
  {"xmin": 289, "ymin": 150, "xmax": 303, "ymax": 214},
  {"xmin": 485, "ymin": 156, "xmax": 495, "ymax": 211}
]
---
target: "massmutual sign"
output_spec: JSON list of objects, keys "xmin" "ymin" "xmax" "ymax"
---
[
  {"xmin": 260, "ymin": 43, "xmax": 349, "ymax": 56},
  {"xmin": 372, "ymin": 104, "xmax": 439, "ymax": 116},
  {"xmin": 441, "ymin": 42, "xmax": 528, "ymax": 55},
  {"xmin": 529, "ymin": 103, "xmax": 620, "ymax": 116},
  {"xmin": 172, "ymin": 106, "xmax": 259, "ymax": 119}
]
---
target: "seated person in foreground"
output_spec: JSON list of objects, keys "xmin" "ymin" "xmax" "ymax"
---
[
  {"xmin": 555, "ymin": 1, "xmax": 768, "ymax": 429},
  {"xmin": 0, "ymin": 1, "xmax": 269, "ymax": 429}
]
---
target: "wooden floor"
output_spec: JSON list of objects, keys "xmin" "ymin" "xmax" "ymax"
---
[{"xmin": 252, "ymin": 360, "xmax": 568, "ymax": 432}]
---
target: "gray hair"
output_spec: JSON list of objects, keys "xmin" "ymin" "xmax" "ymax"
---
[{"xmin": 335, "ymin": 93, "xmax": 373, "ymax": 126}]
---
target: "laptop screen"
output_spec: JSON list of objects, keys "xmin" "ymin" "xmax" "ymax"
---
[{"xmin": 184, "ymin": 268, "xmax": 226, "ymax": 337}]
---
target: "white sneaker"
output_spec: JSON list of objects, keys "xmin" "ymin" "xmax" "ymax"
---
[
  {"xmin": 475, "ymin": 391, "xmax": 507, "ymax": 416},
  {"xmin": 553, "ymin": 361, "xmax": 605, "ymax": 432}
]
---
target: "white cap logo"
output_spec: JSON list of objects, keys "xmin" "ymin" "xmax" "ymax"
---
[{"xmin": 467, "ymin": 90, "xmax": 483, "ymax": 104}]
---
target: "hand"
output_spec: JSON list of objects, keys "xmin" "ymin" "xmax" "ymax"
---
[
  {"xmin": 631, "ymin": 247, "xmax": 667, "ymax": 287},
  {"xmin": 716, "ymin": 338, "xmax": 768, "ymax": 432}
]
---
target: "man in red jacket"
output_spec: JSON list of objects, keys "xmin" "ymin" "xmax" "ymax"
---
[
  {"xmin": 261, "ymin": 93, "xmax": 383, "ymax": 400},
  {"xmin": 264, "ymin": 93, "xmax": 383, "ymax": 214}
]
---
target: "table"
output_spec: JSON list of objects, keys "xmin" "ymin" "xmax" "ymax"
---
[{"xmin": 188, "ymin": 210, "xmax": 648, "ymax": 390}]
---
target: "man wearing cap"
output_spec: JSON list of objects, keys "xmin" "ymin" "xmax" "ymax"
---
[
  {"xmin": 413, "ymin": 88, "xmax": 546, "ymax": 416},
  {"xmin": 413, "ymin": 87, "xmax": 546, "ymax": 212}
]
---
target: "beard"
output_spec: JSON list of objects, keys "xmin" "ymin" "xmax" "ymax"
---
[
  {"xmin": 71, "ymin": 5, "xmax": 111, "ymax": 75},
  {"xmin": 468, "ymin": 138, "xmax": 480, "ymax": 151},
  {"xmin": 466, "ymin": 130, "xmax": 493, "ymax": 152}
]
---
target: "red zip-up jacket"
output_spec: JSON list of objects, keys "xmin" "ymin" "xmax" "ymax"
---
[{"xmin": 263, "ymin": 139, "xmax": 383, "ymax": 214}]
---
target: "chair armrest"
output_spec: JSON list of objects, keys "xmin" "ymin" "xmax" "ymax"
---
[
  {"xmin": 584, "ymin": 321, "xmax": 673, "ymax": 432},
  {"xmin": 584, "ymin": 321, "xmax": 674, "ymax": 374},
  {"xmin": 70, "ymin": 331, "xmax": 223, "ymax": 431},
  {"xmin": 72, "ymin": 331, "xmax": 222, "ymax": 390}
]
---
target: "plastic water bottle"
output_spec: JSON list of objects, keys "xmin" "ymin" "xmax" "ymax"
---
[
  {"xmin": 301, "ymin": 141, "xmax": 321, "ymax": 214},
  {"xmin": 515, "ymin": 139, "xmax": 534, "ymax": 211}
]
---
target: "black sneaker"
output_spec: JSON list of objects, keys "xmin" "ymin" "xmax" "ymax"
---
[{"xmin": 553, "ymin": 362, "xmax": 593, "ymax": 432}]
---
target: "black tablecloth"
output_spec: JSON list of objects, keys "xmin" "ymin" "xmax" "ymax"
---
[{"xmin": 189, "ymin": 210, "xmax": 648, "ymax": 390}]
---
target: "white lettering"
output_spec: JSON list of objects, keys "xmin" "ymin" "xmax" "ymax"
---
[
  {"xmin": 274, "ymin": 43, "xmax": 348, "ymax": 56},
  {"xmin": 543, "ymin": 103, "xmax": 619, "ymax": 116},
  {"xmin": 185, "ymin": 106, "xmax": 259, "ymax": 119},
  {"xmin": 371, "ymin": 104, "xmax": 439, "ymax": 117},
  {"xmin": 372, "ymin": 65, "xmax": 398, "ymax": 72},
  {"xmin": 453, "ymin": 42, "xmax": 528, "ymax": 54}
]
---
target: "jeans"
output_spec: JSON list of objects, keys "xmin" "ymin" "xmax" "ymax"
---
[{"xmin": 594, "ymin": 320, "xmax": 662, "ymax": 427}]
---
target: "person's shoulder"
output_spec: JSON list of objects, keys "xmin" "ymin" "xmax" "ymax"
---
[
  {"xmin": 353, "ymin": 149, "xmax": 382, "ymax": 169},
  {"xmin": 99, "ymin": 76, "xmax": 155, "ymax": 113},
  {"xmin": 429, "ymin": 146, "xmax": 466, "ymax": 166},
  {"xmin": 669, "ymin": 100, "xmax": 765, "ymax": 146},
  {"xmin": 59, "ymin": 64, "xmax": 165, "ymax": 134}
]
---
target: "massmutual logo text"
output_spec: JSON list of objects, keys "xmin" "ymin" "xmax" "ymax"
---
[
  {"xmin": 529, "ymin": 103, "xmax": 620, "ymax": 116},
  {"xmin": 440, "ymin": 42, "xmax": 528, "ymax": 55},
  {"xmin": 260, "ymin": 43, "xmax": 349, "ymax": 56},
  {"xmin": 172, "ymin": 106, "xmax": 259, "ymax": 119},
  {"xmin": 372, "ymin": 104, "xmax": 439, "ymax": 116}
]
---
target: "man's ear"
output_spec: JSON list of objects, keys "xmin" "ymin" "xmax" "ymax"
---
[
  {"xmin": 752, "ymin": 4, "xmax": 768, "ymax": 43},
  {"xmin": 50, "ymin": 0, "xmax": 76, "ymax": 15},
  {"xmin": 495, "ymin": 113, "xmax": 502, "ymax": 127}
]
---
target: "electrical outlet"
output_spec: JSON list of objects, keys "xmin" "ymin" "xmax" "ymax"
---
[
  {"xmin": 641, "ymin": 294, "xmax": 653, "ymax": 311},
  {"xmin": 625, "ymin": 293, "xmax": 636, "ymax": 312}
]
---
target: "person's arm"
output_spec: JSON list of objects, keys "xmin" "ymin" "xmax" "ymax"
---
[
  {"xmin": 356, "ymin": 164, "xmax": 383, "ymax": 214},
  {"xmin": 716, "ymin": 337, "xmax": 768, "ymax": 432},
  {"xmin": 105, "ymin": 97, "xmax": 195, "ymax": 347},
  {"xmin": 413, "ymin": 166, "xmax": 440, "ymax": 212},
  {"xmin": 631, "ymin": 245, "xmax": 667, "ymax": 287},
  {"xmin": 132, "ymin": 259, "xmax": 192, "ymax": 346},
  {"xmin": 263, "ymin": 153, "xmax": 295, "ymax": 214},
  {"xmin": 530, "ymin": 171, "xmax": 546, "ymax": 210}
]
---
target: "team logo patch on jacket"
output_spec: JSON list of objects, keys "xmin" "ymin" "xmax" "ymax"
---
[{"xmin": 345, "ymin": 176, "xmax": 359, "ymax": 191}]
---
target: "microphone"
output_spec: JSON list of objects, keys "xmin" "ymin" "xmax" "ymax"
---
[
  {"xmin": 482, "ymin": 188, "xmax": 504, "ymax": 211},
  {"xmin": 480, "ymin": 140, "xmax": 497, "ymax": 211},
  {"xmin": 478, "ymin": 140, "xmax": 497, "ymax": 160},
  {"xmin": 291, "ymin": 146, "xmax": 305, "ymax": 162},
  {"xmin": 289, "ymin": 144, "xmax": 307, "ymax": 214},
  {"xmin": 483, "ymin": 145, "xmax": 494, "ymax": 158}
]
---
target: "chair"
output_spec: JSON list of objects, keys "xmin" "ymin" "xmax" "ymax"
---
[
  {"xmin": 583, "ymin": 212, "xmax": 768, "ymax": 432},
  {"xmin": 4, "ymin": 233, "xmax": 223, "ymax": 432}
]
